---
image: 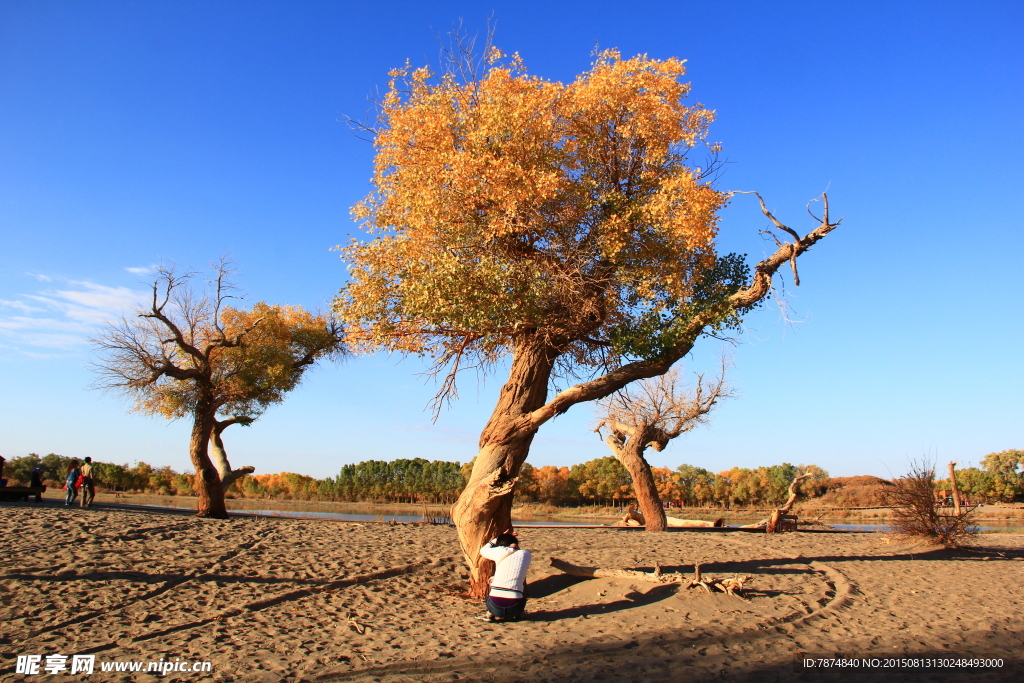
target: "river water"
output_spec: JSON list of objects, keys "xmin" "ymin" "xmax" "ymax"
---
[
  {"xmin": 96, "ymin": 498, "xmax": 1024, "ymax": 532},
  {"xmin": 829, "ymin": 521, "xmax": 1024, "ymax": 532}
]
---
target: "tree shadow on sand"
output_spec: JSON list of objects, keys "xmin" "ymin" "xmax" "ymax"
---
[{"xmin": 525, "ymin": 574, "xmax": 678, "ymax": 622}]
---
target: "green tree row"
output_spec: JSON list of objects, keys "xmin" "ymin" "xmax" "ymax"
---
[{"xmin": 231, "ymin": 459, "xmax": 466, "ymax": 504}]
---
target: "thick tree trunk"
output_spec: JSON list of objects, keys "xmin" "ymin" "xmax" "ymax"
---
[
  {"xmin": 611, "ymin": 431, "xmax": 668, "ymax": 532},
  {"xmin": 451, "ymin": 337, "xmax": 559, "ymax": 598},
  {"xmin": 209, "ymin": 422, "xmax": 256, "ymax": 493},
  {"xmin": 451, "ymin": 443, "xmax": 523, "ymax": 597},
  {"xmin": 948, "ymin": 462, "xmax": 962, "ymax": 516},
  {"xmin": 190, "ymin": 402, "xmax": 228, "ymax": 519}
]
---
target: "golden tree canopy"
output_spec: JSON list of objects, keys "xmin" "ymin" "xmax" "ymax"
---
[
  {"xmin": 118, "ymin": 302, "xmax": 343, "ymax": 422},
  {"xmin": 337, "ymin": 48, "xmax": 749, "ymax": 378}
]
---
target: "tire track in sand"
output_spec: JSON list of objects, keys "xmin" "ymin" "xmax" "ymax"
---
[{"xmin": 20, "ymin": 528, "xmax": 276, "ymax": 640}]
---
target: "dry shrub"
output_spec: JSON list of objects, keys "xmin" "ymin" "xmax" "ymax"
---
[{"xmin": 884, "ymin": 462, "xmax": 978, "ymax": 547}]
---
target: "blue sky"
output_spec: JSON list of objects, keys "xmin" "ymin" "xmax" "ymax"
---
[{"xmin": 1, "ymin": 1, "xmax": 1021, "ymax": 481}]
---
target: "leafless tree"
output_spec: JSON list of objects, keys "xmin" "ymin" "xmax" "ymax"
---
[{"xmin": 595, "ymin": 365, "xmax": 730, "ymax": 531}]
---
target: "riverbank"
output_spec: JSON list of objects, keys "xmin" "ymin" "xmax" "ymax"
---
[{"xmin": 3, "ymin": 503, "xmax": 1022, "ymax": 682}]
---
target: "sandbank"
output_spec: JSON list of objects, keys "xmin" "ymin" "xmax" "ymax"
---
[{"xmin": 1, "ymin": 502, "xmax": 1021, "ymax": 682}]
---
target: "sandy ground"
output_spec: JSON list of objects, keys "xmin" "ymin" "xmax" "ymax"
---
[{"xmin": 2, "ymin": 501, "xmax": 1022, "ymax": 683}]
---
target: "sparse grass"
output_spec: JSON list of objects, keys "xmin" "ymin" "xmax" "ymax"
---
[
  {"xmin": 981, "ymin": 506, "xmax": 1024, "ymax": 519},
  {"xmin": 537, "ymin": 505, "xmax": 624, "ymax": 518}
]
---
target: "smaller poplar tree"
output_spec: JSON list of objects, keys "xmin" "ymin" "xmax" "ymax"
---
[
  {"xmin": 595, "ymin": 367, "xmax": 729, "ymax": 531},
  {"xmin": 92, "ymin": 261, "xmax": 345, "ymax": 517}
]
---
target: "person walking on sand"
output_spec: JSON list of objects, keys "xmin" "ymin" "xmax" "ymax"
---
[
  {"xmin": 80, "ymin": 457, "xmax": 95, "ymax": 508},
  {"xmin": 64, "ymin": 460, "xmax": 81, "ymax": 507},
  {"xmin": 477, "ymin": 532, "xmax": 532, "ymax": 623}
]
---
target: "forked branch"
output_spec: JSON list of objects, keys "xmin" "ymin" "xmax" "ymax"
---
[{"xmin": 729, "ymin": 191, "xmax": 842, "ymax": 296}]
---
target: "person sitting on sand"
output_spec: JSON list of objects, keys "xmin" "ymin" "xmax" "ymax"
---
[
  {"xmin": 80, "ymin": 457, "xmax": 95, "ymax": 508},
  {"xmin": 64, "ymin": 460, "xmax": 80, "ymax": 507},
  {"xmin": 477, "ymin": 533, "xmax": 532, "ymax": 623},
  {"xmin": 30, "ymin": 467, "xmax": 44, "ymax": 503}
]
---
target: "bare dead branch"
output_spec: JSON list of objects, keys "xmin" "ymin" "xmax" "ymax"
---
[
  {"xmin": 550, "ymin": 557, "xmax": 752, "ymax": 597},
  {"xmin": 778, "ymin": 474, "xmax": 812, "ymax": 515},
  {"xmin": 594, "ymin": 365, "xmax": 729, "ymax": 455},
  {"xmin": 729, "ymin": 191, "xmax": 842, "ymax": 297}
]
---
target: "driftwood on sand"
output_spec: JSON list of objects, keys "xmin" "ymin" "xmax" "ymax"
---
[
  {"xmin": 617, "ymin": 505, "xmax": 724, "ymax": 528},
  {"xmin": 550, "ymin": 557, "xmax": 752, "ymax": 597},
  {"xmin": 666, "ymin": 517, "xmax": 725, "ymax": 528},
  {"xmin": 740, "ymin": 474, "xmax": 811, "ymax": 533}
]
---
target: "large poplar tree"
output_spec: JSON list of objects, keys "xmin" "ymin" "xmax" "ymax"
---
[{"xmin": 335, "ymin": 48, "xmax": 842, "ymax": 595}]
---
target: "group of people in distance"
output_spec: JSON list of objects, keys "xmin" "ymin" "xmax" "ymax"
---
[{"xmin": 62, "ymin": 457, "xmax": 95, "ymax": 507}]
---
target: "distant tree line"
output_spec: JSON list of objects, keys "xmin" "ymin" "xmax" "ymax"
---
[
  {"xmin": 514, "ymin": 458, "xmax": 831, "ymax": 508},
  {"xmin": 232, "ymin": 459, "xmax": 466, "ymax": 504},
  {"xmin": 934, "ymin": 450, "xmax": 1024, "ymax": 503},
  {"xmin": 3, "ymin": 450, "xmax": 1020, "ymax": 506}
]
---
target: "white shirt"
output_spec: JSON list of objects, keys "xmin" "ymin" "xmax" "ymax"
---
[{"xmin": 480, "ymin": 540, "xmax": 532, "ymax": 598}]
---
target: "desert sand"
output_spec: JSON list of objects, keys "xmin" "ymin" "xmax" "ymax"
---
[{"xmin": 1, "ymin": 502, "xmax": 1021, "ymax": 682}]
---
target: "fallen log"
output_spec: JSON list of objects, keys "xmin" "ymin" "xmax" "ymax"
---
[
  {"xmin": 617, "ymin": 506, "xmax": 646, "ymax": 526},
  {"xmin": 666, "ymin": 517, "xmax": 725, "ymax": 528},
  {"xmin": 617, "ymin": 506, "xmax": 724, "ymax": 528},
  {"xmin": 740, "ymin": 475, "xmax": 811, "ymax": 532},
  {"xmin": 550, "ymin": 557, "xmax": 687, "ymax": 584},
  {"xmin": 740, "ymin": 514, "xmax": 798, "ymax": 531},
  {"xmin": 549, "ymin": 557, "xmax": 752, "ymax": 597}
]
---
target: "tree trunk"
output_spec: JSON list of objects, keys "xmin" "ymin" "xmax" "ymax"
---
[
  {"xmin": 190, "ymin": 402, "xmax": 228, "ymax": 519},
  {"xmin": 762, "ymin": 474, "xmax": 810, "ymax": 533},
  {"xmin": 209, "ymin": 422, "xmax": 256, "ymax": 493},
  {"xmin": 948, "ymin": 462, "xmax": 962, "ymax": 516},
  {"xmin": 451, "ymin": 337, "xmax": 559, "ymax": 598},
  {"xmin": 611, "ymin": 430, "xmax": 668, "ymax": 532}
]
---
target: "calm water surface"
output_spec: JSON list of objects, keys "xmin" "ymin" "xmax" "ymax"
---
[{"xmin": 104, "ymin": 499, "xmax": 1024, "ymax": 531}]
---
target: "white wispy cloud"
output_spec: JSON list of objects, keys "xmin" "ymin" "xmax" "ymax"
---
[
  {"xmin": 125, "ymin": 264, "xmax": 157, "ymax": 275},
  {"xmin": 0, "ymin": 299, "xmax": 44, "ymax": 314},
  {"xmin": 0, "ymin": 275, "xmax": 149, "ymax": 356}
]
